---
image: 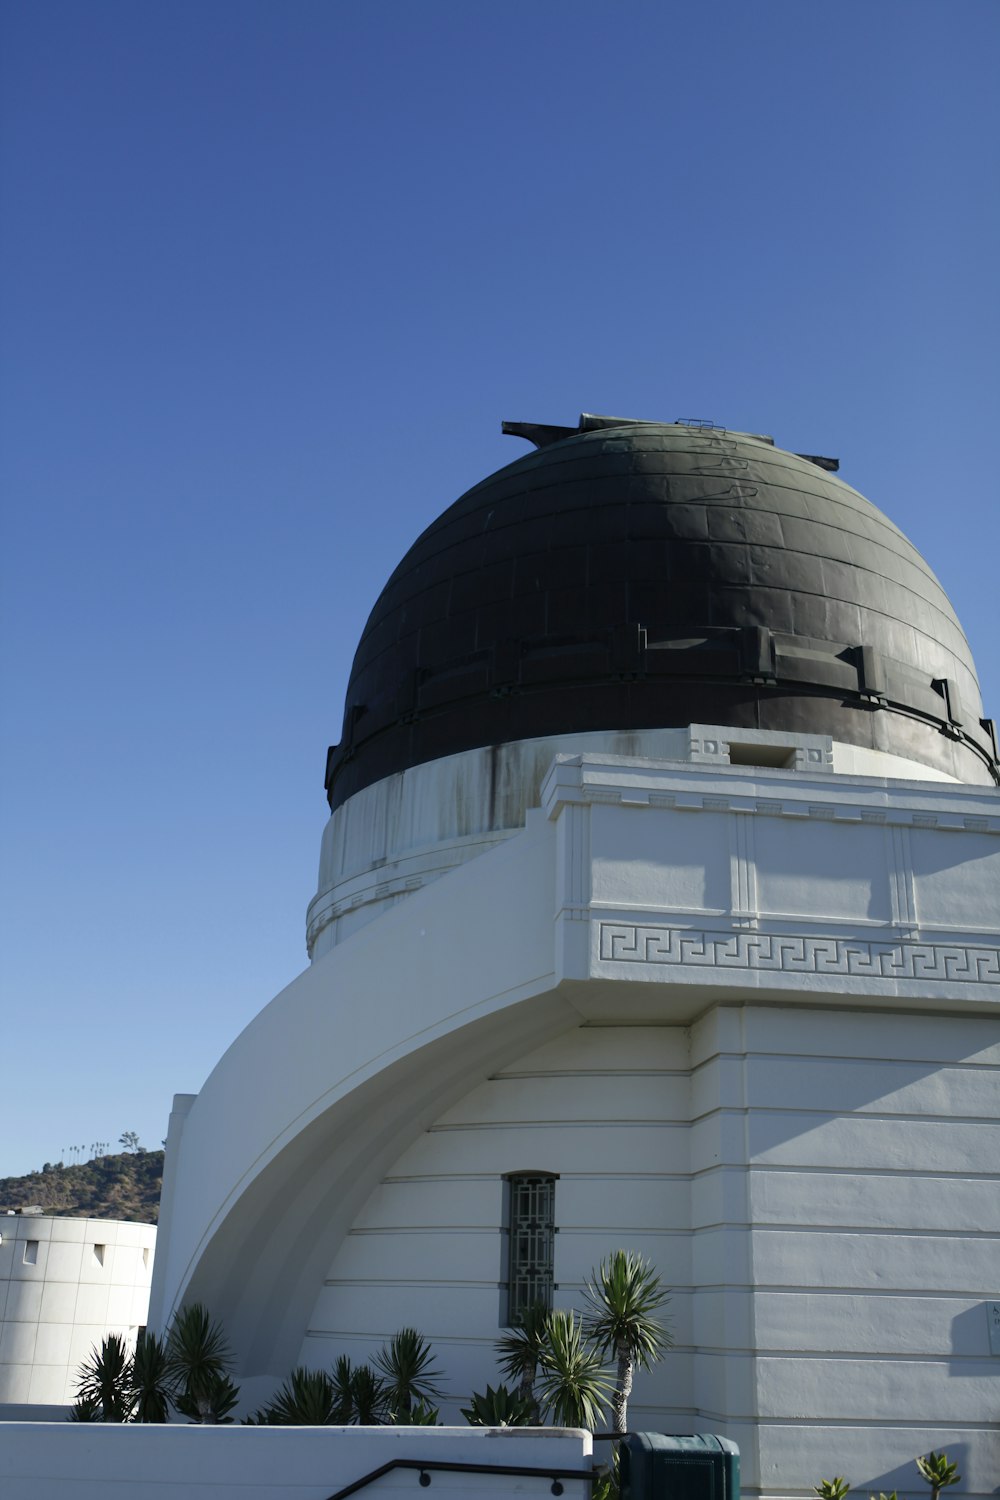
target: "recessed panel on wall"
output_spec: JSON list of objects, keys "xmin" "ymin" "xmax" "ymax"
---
[
  {"xmin": 910, "ymin": 830, "xmax": 1000, "ymax": 932},
  {"xmin": 754, "ymin": 819, "xmax": 891, "ymax": 923},
  {"xmin": 590, "ymin": 805, "xmax": 730, "ymax": 914}
]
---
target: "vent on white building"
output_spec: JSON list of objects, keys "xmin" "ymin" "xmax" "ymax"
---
[{"xmin": 728, "ymin": 742, "xmax": 796, "ymax": 768}]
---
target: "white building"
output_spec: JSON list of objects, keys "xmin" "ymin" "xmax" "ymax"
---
[
  {"xmin": 0, "ymin": 1211, "xmax": 156, "ymax": 1407},
  {"xmin": 149, "ymin": 417, "xmax": 999, "ymax": 1497}
]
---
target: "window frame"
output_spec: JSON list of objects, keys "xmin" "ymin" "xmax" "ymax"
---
[{"xmin": 501, "ymin": 1170, "xmax": 557, "ymax": 1327}]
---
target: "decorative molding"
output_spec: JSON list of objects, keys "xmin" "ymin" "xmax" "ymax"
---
[
  {"xmin": 543, "ymin": 761, "xmax": 1000, "ymax": 834},
  {"xmin": 561, "ymin": 786, "xmax": 1000, "ymax": 830},
  {"xmin": 888, "ymin": 823, "xmax": 917, "ymax": 931},
  {"xmin": 730, "ymin": 802, "xmax": 756, "ymax": 920},
  {"xmin": 598, "ymin": 923, "xmax": 1000, "ymax": 984}
]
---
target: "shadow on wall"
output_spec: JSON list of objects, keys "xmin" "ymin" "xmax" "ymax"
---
[
  {"xmin": 865, "ymin": 1445, "xmax": 972, "ymax": 1500},
  {"xmin": 949, "ymin": 1303, "xmax": 995, "ymax": 1362},
  {"xmin": 738, "ymin": 1022, "xmax": 998, "ymax": 1163}
]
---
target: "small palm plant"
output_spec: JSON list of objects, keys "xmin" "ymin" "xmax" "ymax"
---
[
  {"xmin": 917, "ymin": 1452, "xmax": 961, "ymax": 1500},
  {"xmin": 374, "ymin": 1328, "xmax": 444, "ymax": 1419},
  {"xmin": 166, "ymin": 1303, "xmax": 239, "ymax": 1424},
  {"xmin": 330, "ymin": 1355, "xmax": 357, "ymax": 1423},
  {"xmin": 69, "ymin": 1391, "xmax": 103, "ymax": 1422},
  {"xmin": 593, "ymin": 1449, "xmax": 621, "ymax": 1500},
  {"xmin": 814, "ymin": 1481, "xmax": 850, "ymax": 1500},
  {"xmin": 583, "ymin": 1251, "xmax": 672, "ymax": 1434},
  {"xmin": 350, "ymin": 1362, "xmax": 387, "ymax": 1424},
  {"xmin": 392, "ymin": 1396, "xmax": 440, "ymax": 1425},
  {"xmin": 496, "ymin": 1302, "xmax": 549, "ymax": 1418},
  {"xmin": 260, "ymin": 1367, "xmax": 340, "ymax": 1425},
  {"xmin": 129, "ymin": 1329, "xmax": 170, "ymax": 1423},
  {"xmin": 536, "ymin": 1309, "xmax": 612, "ymax": 1429},
  {"xmin": 74, "ymin": 1333, "xmax": 133, "ymax": 1422},
  {"xmin": 462, "ymin": 1382, "xmax": 536, "ymax": 1427}
]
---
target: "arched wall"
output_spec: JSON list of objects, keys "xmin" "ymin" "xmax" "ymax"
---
[
  {"xmin": 146, "ymin": 811, "xmax": 570, "ymax": 1376},
  {"xmin": 304, "ymin": 1024, "xmax": 694, "ymax": 1426}
]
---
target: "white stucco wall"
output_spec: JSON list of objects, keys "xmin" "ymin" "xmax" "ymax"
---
[
  {"xmin": 0, "ymin": 1215, "xmax": 156, "ymax": 1405},
  {"xmin": 304, "ymin": 1007, "xmax": 999, "ymax": 1497}
]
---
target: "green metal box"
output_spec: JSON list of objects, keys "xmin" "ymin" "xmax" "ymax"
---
[{"xmin": 620, "ymin": 1432, "xmax": 740, "ymax": 1500}]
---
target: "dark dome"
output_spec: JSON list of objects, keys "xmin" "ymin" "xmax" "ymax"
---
[{"xmin": 326, "ymin": 417, "xmax": 997, "ymax": 808}]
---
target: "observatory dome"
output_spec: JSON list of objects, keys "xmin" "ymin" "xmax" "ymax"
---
[{"xmin": 326, "ymin": 416, "xmax": 997, "ymax": 808}]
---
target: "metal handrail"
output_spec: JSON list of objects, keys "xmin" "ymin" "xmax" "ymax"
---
[{"xmin": 324, "ymin": 1455, "xmax": 599, "ymax": 1500}]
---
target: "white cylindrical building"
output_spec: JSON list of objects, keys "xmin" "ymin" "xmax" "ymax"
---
[{"xmin": 0, "ymin": 1211, "xmax": 156, "ymax": 1407}]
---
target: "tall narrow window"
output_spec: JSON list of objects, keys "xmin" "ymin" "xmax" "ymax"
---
[{"xmin": 503, "ymin": 1172, "xmax": 556, "ymax": 1325}]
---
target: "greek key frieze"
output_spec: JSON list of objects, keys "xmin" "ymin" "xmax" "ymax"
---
[{"xmin": 597, "ymin": 924, "xmax": 1000, "ymax": 984}]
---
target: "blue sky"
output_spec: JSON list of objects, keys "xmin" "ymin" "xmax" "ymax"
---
[{"xmin": 1, "ymin": 0, "xmax": 997, "ymax": 1177}]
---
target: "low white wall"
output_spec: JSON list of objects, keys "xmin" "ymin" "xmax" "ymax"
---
[{"xmin": 0, "ymin": 1423, "xmax": 593, "ymax": 1500}]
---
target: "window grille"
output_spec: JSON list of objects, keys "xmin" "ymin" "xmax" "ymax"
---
[{"xmin": 503, "ymin": 1173, "xmax": 555, "ymax": 1325}]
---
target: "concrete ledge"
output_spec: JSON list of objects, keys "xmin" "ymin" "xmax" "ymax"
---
[{"xmin": 0, "ymin": 1423, "xmax": 593, "ymax": 1500}]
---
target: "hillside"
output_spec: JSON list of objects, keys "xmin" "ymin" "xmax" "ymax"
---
[{"xmin": 0, "ymin": 1151, "xmax": 164, "ymax": 1224}]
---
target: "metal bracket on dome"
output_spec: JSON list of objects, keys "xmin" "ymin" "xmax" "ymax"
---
[
  {"xmin": 796, "ymin": 452, "xmax": 840, "ymax": 472},
  {"xmin": 857, "ymin": 645, "xmax": 887, "ymax": 705},
  {"xmin": 934, "ymin": 678, "xmax": 966, "ymax": 737},
  {"xmin": 740, "ymin": 626, "xmax": 777, "ymax": 685},
  {"xmin": 504, "ymin": 414, "xmax": 792, "ymax": 450},
  {"xmin": 578, "ymin": 412, "xmax": 659, "ymax": 431},
  {"xmin": 501, "ymin": 420, "xmax": 579, "ymax": 449},
  {"xmin": 503, "ymin": 413, "xmax": 666, "ymax": 447}
]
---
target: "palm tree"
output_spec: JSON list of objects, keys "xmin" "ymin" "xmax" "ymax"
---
[
  {"xmin": 166, "ymin": 1303, "xmax": 239, "ymax": 1423},
  {"xmin": 583, "ymin": 1250, "xmax": 672, "ymax": 1433},
  {"xmin": 74, "ymin": 1333, "xmax": 133, "ymax": 1422},
  {"xmin": 495, "ymin": 1301, "xmax": 549, "ymax": 1417},
  {"xmin": 373, "ymin": 1328, "xmax": 444, "ymax": 1419},
  {"xmin": 536, "ymin": 1310, "xmax": 612, "ymax": 1429}
]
